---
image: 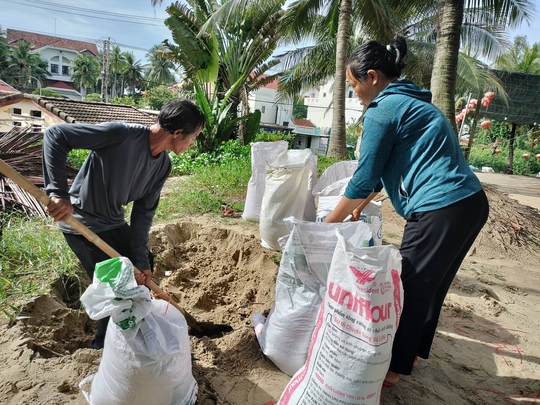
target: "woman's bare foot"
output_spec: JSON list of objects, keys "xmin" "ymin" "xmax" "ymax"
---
[
  {"xmin": 384, "ymin": 370, "xmax": 400, "ymax": 386},
  {"xmin": 413, "ymin": 356, "xmax": 419, "ymax": 368}
]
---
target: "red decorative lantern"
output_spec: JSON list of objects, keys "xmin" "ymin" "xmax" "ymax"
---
[
  {"xmin": 537, "ymin": 153, "xmax": 540, "ymax": 161},
  {"xmin": 481, "ymin": 120, "xmax": 492, "ymax": 130},
  {"xmin": 522, "ymin": 153, "xmax": 530, "ymax": 160},
  {"xmin": 495, "ymin": 149, "xmax": 502, "ymax": 154}
]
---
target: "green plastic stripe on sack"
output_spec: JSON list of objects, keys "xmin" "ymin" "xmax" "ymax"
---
[
  {"xmin": 94, "ymin": 257, "xmax": 123, "ymax": 286},
  {"xmin": 116, "ymin": 316, "xmax": 137, "ymax": 330}
]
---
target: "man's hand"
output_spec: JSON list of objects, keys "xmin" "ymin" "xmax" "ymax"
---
[
  {"xmin": 46, "ymin": 197, "xmax": 74, "ymax": 222},
  {"xmin": 134, "ymin": 270, "xmax": 152, "ymax": 287}
]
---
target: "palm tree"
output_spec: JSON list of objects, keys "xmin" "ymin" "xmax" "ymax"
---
[
  {"xmin": 430, "ymin": 0, "xmax": 534, "ymax": 133},
  {"xmin": 6, "ymin": 40, "xmax": 49, "ymax": 89},
  {"xmin": 494, "ymin": 36, "xmax": 540, "ymax": 74},
  {"xmin": 0, "ymin": 27, "xmax": 9, "ymax": 78},
  {"xmin": 161, "ymin": 0, "xmax": 283, "ymax": 147},
  {"xmin": 145, "ymin": 44, "xmax": 176, "ymax": 87},
  {"xmin": 71, "ymin": 54, "xmax": 100, "ymax": 97},
  {"xmin": 109, "ymin": 45, "xmax": 127, "ymax": 98},
  {"xmin": 121, "ymin": 52, "xmax": 144, "ymax": 95}
]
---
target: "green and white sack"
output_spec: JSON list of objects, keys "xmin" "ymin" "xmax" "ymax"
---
[{"xmin": 79, "ymin": 257, "xmax": 197, "ymax": 405}]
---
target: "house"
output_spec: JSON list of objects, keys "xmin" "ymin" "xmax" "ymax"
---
[
  {"xmin": 0, "ymin": 80, "xmax": 62, "ymax": 133},
  {"xmin": 292, "ymin": 118, "xmax": 330, "ymax": 155},
  {"xmin": 304, "ymin": 80, "xmax": 364, "ymax": 128},
  {"xmin": 6, "ymin": 29, "xmax": 99, "ymax": 101},
  {"xmin": 248, "ymin": 75, "xmax": 294, "ymax": 128}
]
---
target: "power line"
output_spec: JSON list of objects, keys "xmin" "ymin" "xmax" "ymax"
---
[
  {"xmin": 0, "ymin": 0, "xmax": 166, "ymax": 27},
  {"xmin": 1, "ymin": 25, "xmax": 154, "ymax": 53}
]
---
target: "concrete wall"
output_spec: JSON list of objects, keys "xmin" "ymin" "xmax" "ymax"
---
[{"xmin": 0, "ymin": 98, "xmax": 63, "ymax": 133}]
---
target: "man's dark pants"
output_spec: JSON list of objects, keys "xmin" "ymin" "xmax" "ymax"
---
[{"xmin": 63, "ymin": 224, "xmax": 153, "ymax": 349}]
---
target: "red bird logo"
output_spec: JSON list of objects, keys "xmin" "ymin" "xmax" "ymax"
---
[{"xmin": 350, "ymin": 266, "xmax": 376, "ymax": 285}]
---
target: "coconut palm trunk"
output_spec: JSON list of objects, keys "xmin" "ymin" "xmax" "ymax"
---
[
  {"xmin": 326, "ymin": 0, "xmax": 352, "ymax": 158},
  {"xmin": 430, "ymin": 0, "xmax": 464, "ymax": 135}
]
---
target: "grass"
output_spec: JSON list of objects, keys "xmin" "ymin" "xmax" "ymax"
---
[{"xmin": 0, "ymin": 214, "xmax": 79, "ymax": 319}]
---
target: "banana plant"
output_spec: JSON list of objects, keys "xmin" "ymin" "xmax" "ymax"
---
[{"xmin": 193, "ymin": 80, "xmax": 261, "ymax": 153}]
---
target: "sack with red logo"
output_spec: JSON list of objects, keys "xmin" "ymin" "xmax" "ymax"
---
[
  {"xmin": 277, "ymin": 229, "xmax": 403, "ymax": 405},
  {"xmin": 254, "ymin": 218, "xmax": 373, "ymax": 376}
]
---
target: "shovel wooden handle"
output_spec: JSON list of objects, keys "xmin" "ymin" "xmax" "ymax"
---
[{"xmin": 0, "ymin": 158, "xmax": 204, "ymax": 332}]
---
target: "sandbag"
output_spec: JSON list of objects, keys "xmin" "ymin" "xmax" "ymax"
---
[
  {"xmin": 260, "ymin": 149, "xmax": 318, "ymax": 250},
  {"xmin": 254, "ymin": 218, "xmax": 373, "ymax": 376},
  {"xmin": 312, "ymin": 161, "xmax": 382, "ymax": 244},
  {"xmin": 277, "ymin": 230, "xmax": 403, "ymax": 405},
  {"xmin": 242, "ymin": 141, "xmax": 289, "ymax": 222},
  {"xmin": 79, "ymin": 257, "xmax": 197, "ymax": 405}
]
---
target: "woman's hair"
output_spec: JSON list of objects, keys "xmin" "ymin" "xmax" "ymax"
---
[
  {"xmin": 347, "ymin": 35, "xmax": 407, "ymax": 80},
  {"xmin": 157, "ymin": 99, "xmax": 206, "ymax": 135}
]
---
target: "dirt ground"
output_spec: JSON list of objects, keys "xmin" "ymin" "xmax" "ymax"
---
[{"xmin": 0, "ymin": 177, "xmax": 539, "ymax": 405}]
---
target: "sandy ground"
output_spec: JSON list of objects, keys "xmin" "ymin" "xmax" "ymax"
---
[{"xmin": 1, "ymin": 177, "xmax": 539, "ymax": 405}]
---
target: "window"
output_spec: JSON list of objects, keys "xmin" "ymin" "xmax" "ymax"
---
[
  {"xmin": 12, "ymin": 108, "xmax": 22, "ymax": 115},
  {"xmin": 282, "ymin": 121, "xmax": 289, "ymax": 126},
  {"xmin": 14, "ymin": 122, "xmax": 22, "ymax": 127},
  {"xmin": 62, "ymin": 65, "xmax": 70, "ymax": 75},
  {"xmin": 30, "ymin": 110, "xmax": 42, "ymax": 117},
  {"xmin": 323, "ymin": 92, "xmax": 326, "ymax": 97},
  {"xmin": 51, "ymin": 63, "xmax": 59, "ymax": 73},
  {"xmin": 348, "ymin": 90, "xmax": 353, "ymax": 98},
  {"xmin": 261, "ymin": 105, "xmax": 266, "ymax": 113},
  {"xmin": 32, "ymin": 125, "xmax": 42, "ymax": 132}
]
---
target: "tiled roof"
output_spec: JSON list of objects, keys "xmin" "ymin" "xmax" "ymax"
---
[
  {"xmin": 0, "ymin": 80, "xmax": 23, "ymax": 107},
  {"xmin": 32, "ymin": 96, "xmax": 156, "ymax": 126},
  {"xmin": 7, "ymin": 29, "xmax": 99, "ymax": 55},
  {"xmin": 47, "ymin": 81, "xmax": 77, "ymax": 90},
  {"xmin": 293, "ymin": 118, "xmax": 316, "ymax": 127}
]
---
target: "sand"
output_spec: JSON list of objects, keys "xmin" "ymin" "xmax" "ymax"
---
[{"xmin": 0, "ymin": 185, "xmax": 539, "ymax": 405}]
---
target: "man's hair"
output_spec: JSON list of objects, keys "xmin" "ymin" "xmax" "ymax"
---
[{"xmin": 157, "ymin": 99, "xmax": 206, "ymax": 135}]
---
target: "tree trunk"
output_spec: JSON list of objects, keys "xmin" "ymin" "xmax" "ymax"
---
[
  {"xmin": 430, "ymin": 0, "xmax": 464, "ymax": 135},
  {"xmin": 464, "ymin": 101, "xmax": 481, "ymax": 161},
  {"xmin": 327, "ymin": 0, "xmax": 351, "ymax": 158},
  {"xmin": 505, "ymin": 122, "xmax": 517, "ymax": 174}
]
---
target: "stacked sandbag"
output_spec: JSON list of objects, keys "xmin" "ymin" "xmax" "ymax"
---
[
  {"xmin": 313, "ymin": 160, "xmax": 383, "ymax": 244},
  {"xmin": 254, "ymin": 218, "xmax": 373, "ymax": 376},
  {"xmin": 260, "ymin": 149, "xmax": 318, "ymax": 250},
  {"xmin": 242, "ymin": 141, "xmax": 289, "ymax": 222},
  {"xmin": 277, "ymin": 230, "xmax": 403, "ymax": 405},
  {"xmin": 79, "ymin": 257, "xmax": 197, "ymax": 405}
]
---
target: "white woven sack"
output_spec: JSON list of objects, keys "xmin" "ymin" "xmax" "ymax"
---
[
  {"xmin": 260, "ymin": 149, "xmax": 316, "ymax": 250},
  {"xmin": 79, "ymin": 257, "xmax": 197, "ymax": 405},
  {"xmin": 242, "ymin": 141, "xmax": 289, "ymax": 222},
  {"xmin": 80, "ymin": 300, "xmax": 197, "ymax": 405},
  {"xmin": 254, "ymin": 218, "xmax": 373, "ymax": 376},
  {"xmin": 277, "ymin": 230, "xmax": 403, "ymax": 405}
]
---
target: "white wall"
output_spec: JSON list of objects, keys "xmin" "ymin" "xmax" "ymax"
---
[
  {"xmin": 249, "ymin": 87, "xmax": 294, "ymax": 126},
  {"xmin": 304, "ymin": 80, "xmax": 363, "ymax": 129},
  {"xmin": 39, "ymin": 47, "xmax": 79, "ymax": 83},
  {"xmin": 0, "ymin": 98, "xmax": 63, "ymax": 132}
]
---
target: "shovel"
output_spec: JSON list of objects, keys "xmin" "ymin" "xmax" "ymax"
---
[{"xmin": 0, "ymin": 158, "xmax": 232, "ymax": 337}]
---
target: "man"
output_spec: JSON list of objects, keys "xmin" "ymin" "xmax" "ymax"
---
[{"xmin": 43, "ymin": 99, "xmax": 205, "ymax": 349}]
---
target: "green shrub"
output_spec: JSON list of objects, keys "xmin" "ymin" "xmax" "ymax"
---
[
  {"xmin": 67, "ymin": 149, "xmax": 90, "ymax": 169},
  {"xmin": 169, "ymin": 140, "xmax": 250, "ymax": 175},
  {"xmin": 255, "ymin": 129, "xmax": 295, "ymax": 149}
]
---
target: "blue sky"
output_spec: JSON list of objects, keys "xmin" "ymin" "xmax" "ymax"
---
[{"xmin": 1, "ymin": 0, "xmax": 539, "ymax": 66}]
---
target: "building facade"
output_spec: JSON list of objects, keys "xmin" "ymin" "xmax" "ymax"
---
[{"xmin": 6, "ymin": 29, "xmax": 99, "ymax": 100}]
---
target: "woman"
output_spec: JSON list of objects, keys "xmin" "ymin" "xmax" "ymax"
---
[{"xmin": 324, "ymin": 35, "xmax": 489, "ymax": 386}]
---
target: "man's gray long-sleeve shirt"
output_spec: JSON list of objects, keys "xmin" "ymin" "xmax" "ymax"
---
[{"xmin": 42, "ymin": 121, "xmax": 172, "ymax": 270}]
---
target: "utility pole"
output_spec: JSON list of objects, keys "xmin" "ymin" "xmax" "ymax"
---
[{"xmin": 101, "ymin": 38, "xmax": 110, "ymax": 103}]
